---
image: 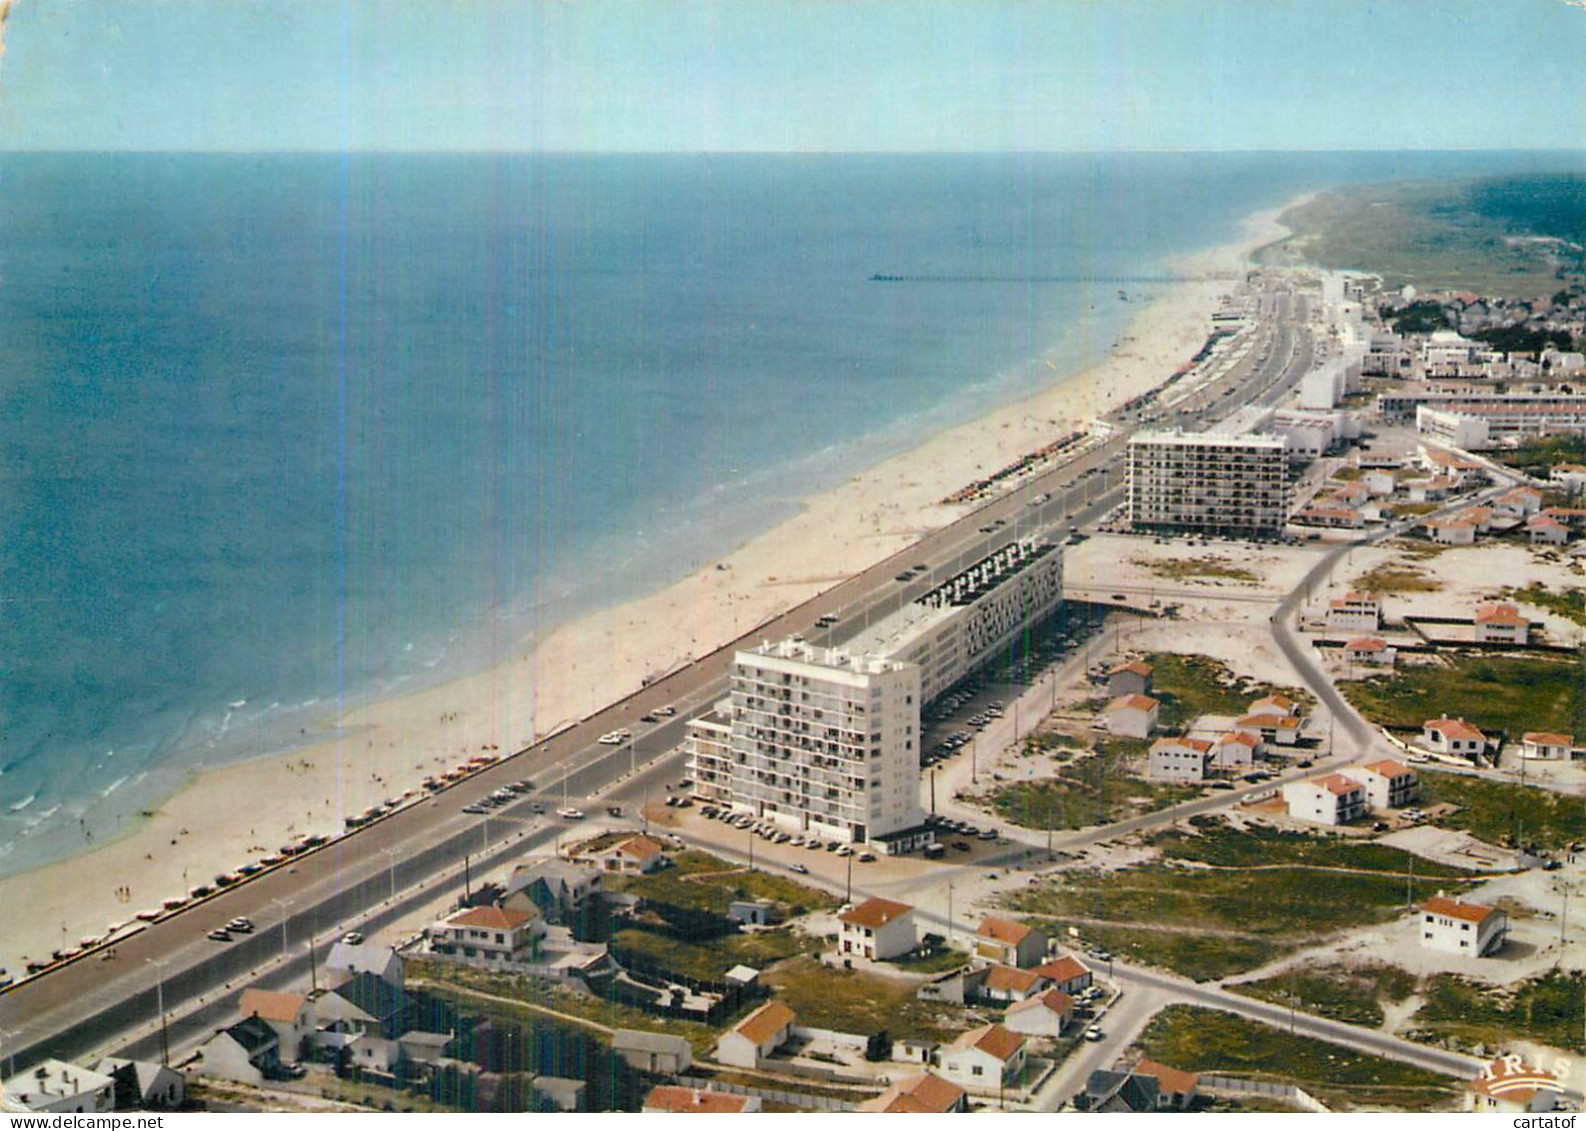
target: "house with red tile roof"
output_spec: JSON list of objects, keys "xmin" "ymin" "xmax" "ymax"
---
[
  {"xmin": 974, "ymin": 916, "xmax": 1046, "ymax": 968},
  {"xmin": 1339, "ymin": 760, "xmax": 1420, "ymax": 810},
  {"xmin": 1103, "ymin": 694, "xmax": 1159, "ymax": 740},
  {"xmin": 1147, "ymin": 736, "xmax": 1213, "ymax": 782},
  {"xmin": 976, "ymin": 964, "xmax": 1050, "ymax": 1004},
  {"xmin": 1422, "ymin": 896, "xmax": 1508, "ymax": 957},
  {"xmin": 714, "ymin": 1001, "xmax": 795, "ymax": 1069},
  {"xmin": 237, "ymin": 989, "xmax": 314, "ymax": 1053},
  {"xmin": 938, "ymin": 1024, "xmax": 1028, "ymax": 1094},
  {"xmin": 1033, "ymin": 955, "xmax": 1093, "ymax": 995},
  {"xmin": 838, "ymin": 898, "xmax": 917, "ymax": 961},
  {"xmin": 1342, "ymin": 636, "xmax": 1395, "ymax": 666},
  {"xmin": 1235, "ymin": 712, "xmax": 1301, "ymax": 746},
  {"xmin": 858, "ymin": 1071, "xmax": 968, "ymax": 1113},
  {"xmin": 1281, "ymin": 774, "xmax": 1366, "ymax": 826},
  {"xmin": 1326, "ymin": 591, "xmax": 1380, "ymax": 633},
  {"xmin": 429, "ymin": 904, "xmax": 545, "ymax": 967},
  {"xmin": 1521, "ymin": 732, "xmax": 1576, "ymax": 760},
  {"xmin": 1210, "ymin": 730, "xmax": 1263, "ymax": 772},
  {"xmin": 642, "ymin": 1085, "xmax": 761, "ymax": 1114},
  {"xmin": 595, "ymin": 834, "xmax": 669, "ymax": 874},
  {"xmin": 1003, "ymin": 988, "xmax": 1074, "ymax": 1037},
  {"xmin": 1107, "ymin": 660, "xmax": 1153, "ymax": 699},
  {"xmin": 1421, "ymin": 717, "xmax": 1487, "ymax": 758},
  {"xmin": 1473, "ymin": 603, "xmax": 1529, "ymax": 645}
]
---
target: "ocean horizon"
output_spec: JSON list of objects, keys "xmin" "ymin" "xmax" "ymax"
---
[{"xmin": 3, "ymin": 148, "xmax": 1581, "ymax": 878}]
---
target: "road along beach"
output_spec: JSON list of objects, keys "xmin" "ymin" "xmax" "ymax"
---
[{"xmin": 0, "ymin": 198, "xmax": 1300, "ymax": 981}]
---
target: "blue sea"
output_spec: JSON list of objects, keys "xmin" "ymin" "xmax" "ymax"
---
[{"xmin": 0, "ymin": 149, "xmax": 1579, "ymax": 876}]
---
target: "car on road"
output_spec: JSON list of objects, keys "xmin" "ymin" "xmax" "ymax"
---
[
  {"xmin": 639, "ymin": 713, "xmax": 657, "ymax": 723},
  {"xmin": 227, "ymin": 917, "xmax": 254, "ymax": 934},
  {"xmin": 462, "ymin": 803, "xmax": 488, "ymax": 815},
  {"xmin": 556, "ymin": 807, "xmax": 586, "ymax": 820},
  {"xmin": 597, "ymin": 732, "xmax": 623, "ymax": 745},
  {"xmin": 790, "ymin": 863, "xmax": 810, "ymax": 875},
  {"xmin": 952, "ymin": 841, "xmax": 972, "ymax": 853},
  {"xmin": 207, "ymin": 929, "xmax": 232, "ymax": 942},
  {"xmin": 978, "ymin": 828, "xmax": 997, "ymax": 841},
  {"xmin": 607, "ymin": 805, "xmax": 624, "ymax": 817},
  {"xmin": 1084, "ymin": 1025, "xmax": 1104, "ymax": 1042},
  {"xmin": 857, "ymin": 851, "xmax": 876, "ymax": 863}
]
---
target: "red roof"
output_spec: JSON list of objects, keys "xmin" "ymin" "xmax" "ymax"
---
[
  {"xmin": 1424, "ymin": 896, "xmax": 1496, "ymax": 924},
  {"xmin": 839, "ymin": 897, "xmax": 914, "ymax": 929},
  {"xmin": 977, "ymin": 916, "xmax": 1034, "ymax": 946},
  {"xmin": 1426, "ymin": 717, "xmax": 1486, "ymax": 741},
  {"xmin": 239, "ymin": 989, "xmax": 309, "ymax": 1025},
  {"xmin": 1475, "ymin": 603, "xmax": 1526, "ymax": 626},
  {"xmin": 1217, "ymin": 731, "xmax": 1260, "ymax": 748},
  {"xmin": 1107, "ymin": 694, "xmax": 1159, "ymax": 713},
  {"xmin": 1135, "ymin": 1058, "xmax": 1200, "ymax": 1096},
  {"xmin": 733, "ymin": 1000, "xmax": 795, "ymax": 1044},
  {"xmin": 857, "ymin": 1073, "xmax": 966, "ymax": 1114},
  {"xmin": 1034, "ymin": 955, "xmax": 1090, "ymax": 983},
  {"xmin": 1109, "ymin": 660, "xmax": 1153, "ymax": 678},
  {"xmin": 1524, "ymin": 732, "xmax": 1574, "ymax": 747},
  {"xmin": 446, "ymin": 905, "xmax": 534, "ymax": 930},
  {"xmin": 984, "ymin": 964, "xmax": 1045, "ymax": 994},
  {"xmin": 1361, "ymin": 759, "xmax": 1413, "ymax": 779},
  {"xmin": 949, "ymin": 1023, "xmax": 1025, "ymax": 1062},
  {"xmin": 1345, "ymin": 636, "xmax": 1386, "ymax": 652},
  {"xmin": 644, "ymin": 1086, "xmax": 755, "ymax": 1114},
  {"xmin": 612, "ymin": 834, "xmax": 665, "ymax": 860},
  {"xmin": 1006, "ymin": 987, "xmax": 1074, "ymax": 1017},
  {"xmin": 1315, "ymin": 773, "xmax": 1362, "ymax": 797}
]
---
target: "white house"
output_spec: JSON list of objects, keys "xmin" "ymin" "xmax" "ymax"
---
[
  {"xmin": 643, "ymin": 1086, "xmax": 761, "ymax": 1114},
  {"xmin": 1474, "ymin": 603, "xmax": 1529, "ymax": 645},
  {"xmin": 196, "ymin": 1017, "xmax": 281, "ymax": 1086},
  {"xmin": 1210, "ymin": 731, "xmax": 1262, "ymax": 772},
  {"xmin": 1422, "ymin": 717, "xmax": 1487, "ymax": 758},
  {"xmin": 613, "ymin": 1030, "xmax": 693, "ymax": 1077},
  {"xmin": 429, "ymin": 904, "xmax": 545, "ymax": 966},
  {"xmin": 937, "ymin": 1024, "xmax": 1028, "ymax": 1094},
  {"xmin": 595, "ymin": 834, "xmax": 668, "ymax": 875},
  {"xmin": 1236, "ymin": 712, "xmax": 1302, "ymax": 747},
  {"xmin": 714, "ymin": 1001, "xmax": 795, "ymax": 1069},
  {"xmin": 1424, "ymin": 515, "xmax": 1479, "ymax": 546},
  {"xmin": 1103, "ymin": 694, "xmax": 1159, "ymax": 740},
  {"xmin": 1147, "ymin": 736, "xmax": 1212, "ymax": 782},
  {"xmin": 1281, "ymin": 774, "xmax": 1366, "ymax": 826},
  {"xmin": 1342, "ymin": 637, "xmax": 1396, "ymax": 666},
  {"xmin": 237, "ymin": 989, "xmax": 315, "ymax": 1058},
  {"xmin": 1528, "ymin": 514, "xmax": 1571, "ymax": 545},
  {"xmin": 1421, "ymin": 895, "xmax": 1507, "ymax": 957},
  {"xmin": 1326, "ymin": 591, "xmax": 1381, "ymax": 632},
  {"xmin": 1522, "ymin": 732, "xmax": 1575, "ymax": 760},
  {"xmin": 1551, "ymin": 463, "xmax": 1586, "ymax": 493},
  {"xmin": 838, "ymin": 897, "xmax": 917, "ymax": 961},
  {"xmin": 325, "ymin": 939, "xmax": 405, "ymax": 988},
  {"xmin": 1002, "ymin": 988, "xmax": 1074, "ymax": 1037},
  {"xmin": 2, "ymin": 1061, "xmax": 115, "ymax": 1114},
  {"xmin": 1340, "ymin": 760, "xmax": 1421, "ymax": 810},
  {"xmin": 974, "ymin": 916, "xmax": 1047, "ymax": 968},
  {"xmin": 1363, "ymin": 470, "xmax": 1397, "ymax": 497},
  {"xmin": 977, "ymin": 964, "xmax": 1049, "ymax": 1005},
  {"xmin": 1495, "ymin": 486, "xmax": 1544, "ymax": 516},
  {"xmin": 90, "ymin": 1058, "xmax": 185, "ymax": 1110}
]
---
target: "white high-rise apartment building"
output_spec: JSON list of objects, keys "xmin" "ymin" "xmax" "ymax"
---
[
  {"xmin": 728, "ymin": 640, "xmax": 923, "ymax": 843},
  {"xmin": 1128, "ymin": 429, "xmax": 1289, "ymax": 536}
]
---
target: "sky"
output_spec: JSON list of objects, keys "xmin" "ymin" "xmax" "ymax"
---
[{"xmin": 0, "ymin": 0, "xmax": 1584, "ymax": 153}]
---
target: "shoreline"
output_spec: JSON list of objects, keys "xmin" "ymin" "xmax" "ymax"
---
[{"xmin": 0, "ymin": 195, "xmax": 1302, "ymax": 977}]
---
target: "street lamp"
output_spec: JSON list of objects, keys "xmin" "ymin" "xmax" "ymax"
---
[
  {"xmin": 381, "ymin": 847, "xmax": 400, "ymax": 901},
  {"xmin": 271, "ymin": 897, "xmax": 294, "ymax": 960},
  {"xmin": 146, "ymin": 957, "xmax": 171, "ymax": 1066}
]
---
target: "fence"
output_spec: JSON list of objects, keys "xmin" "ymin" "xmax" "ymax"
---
[
  {"xmin": 676, "ymin": 1075, "xmax": 858, "ymax": 1112},
  {"xmin": 1200, "ymin": 1073, "xmax": 1330, "ymax": 1113}
]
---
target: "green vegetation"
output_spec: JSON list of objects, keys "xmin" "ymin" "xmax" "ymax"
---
[
  {"xmin": 1499, "ymin": 434, "xmax": 1586, "ymax": 476},
  {"xmin": 985, "ymin": 746, "xmax": 1199, "ymax": 831},
  {"xmin": 1353, "ymin": 564, "xmax": 1442, "ymax": 594},
  {"xmin": 1389, "ymin": 300, "xmax": 1454, "ymax": 334},
  {"xmin": 1411, "ymin": 969, "xmax": 1586, "ymax": 1052},
  {"xmin": 1504, "ymin": 583, "xmax": 1586, "ymax": 628},
  {"xmin": 1145, "ymin": 652, "xmax": 1308, "ymax": 729},
  {"xmin": 1230, "ymin": 963, "xmax": 1417, "ymax": 1028},
  {"xmin": 1392, "ymin": 502, "xmax": 1439, "ymax": 517},
  {"xmin": 1008, "ymin": 820, "xmax": 1473, "ymax": 981},
  {"xmin": 767, "ymin": 955, "xmax": 974, "ymax": 1043},
  {"xmin": 1261, "ymin": 176, "xmax": 1586, "ymax": 298},
  {"xmin": 611, "ymin": 924, "xmax": 809, "ymax": 983},
  {"xmin": 1473, "ymin": 325, "xmax": 1576, "ymax": 354},
  {"xmin": 604, "ymin": 849, "xmax": 839, "ymax": 916},
  {"xmin": 1420, "ymin": 770, "xmax": 1586, "ymax": 850},
  {"xmin": 1137, "ymin": 1006, "xmax": 1459, "ymax": 1112},
  {"xmin": 1340, "ymin": 654, "xmax": 1583, "ymax": 738},
  {"xmin": 1131, "ymin": 556, "xmax": 1261, "ymax": 584}
]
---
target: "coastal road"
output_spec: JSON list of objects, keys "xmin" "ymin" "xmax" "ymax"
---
[{"xmin": 2, "ymin": 274, "xmax": 1315, "ymax": 1068}]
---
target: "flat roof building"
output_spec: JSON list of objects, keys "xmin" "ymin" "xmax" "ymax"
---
[{"xmin": 1127, "ymin": 429, "xmax": 1290, "ymax": 537}]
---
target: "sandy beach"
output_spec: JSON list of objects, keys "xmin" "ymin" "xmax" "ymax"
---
[{"xmin": 0, "ymin": 197, "xmax": 1301, "ymax": 978}]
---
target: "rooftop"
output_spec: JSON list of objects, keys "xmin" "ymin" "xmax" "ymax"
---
[
  {"xmin": 840, "ymin": 897, "xmax": 915, "ymax": 929},
  {"xmin": 644, "ymin": 1086, "xmax": 756, "ymax": 1114},
  {"xmin": 1424, "ymin": 896, "xmax": 1496, "ymax": 924},
  {"xmin": 732, "ymin": 1000, "xmax": 796, "ymax": 1045},
  {"xmin": 949, "ymin": 1023, "xmax": 1026, "ymax": 1063}
]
